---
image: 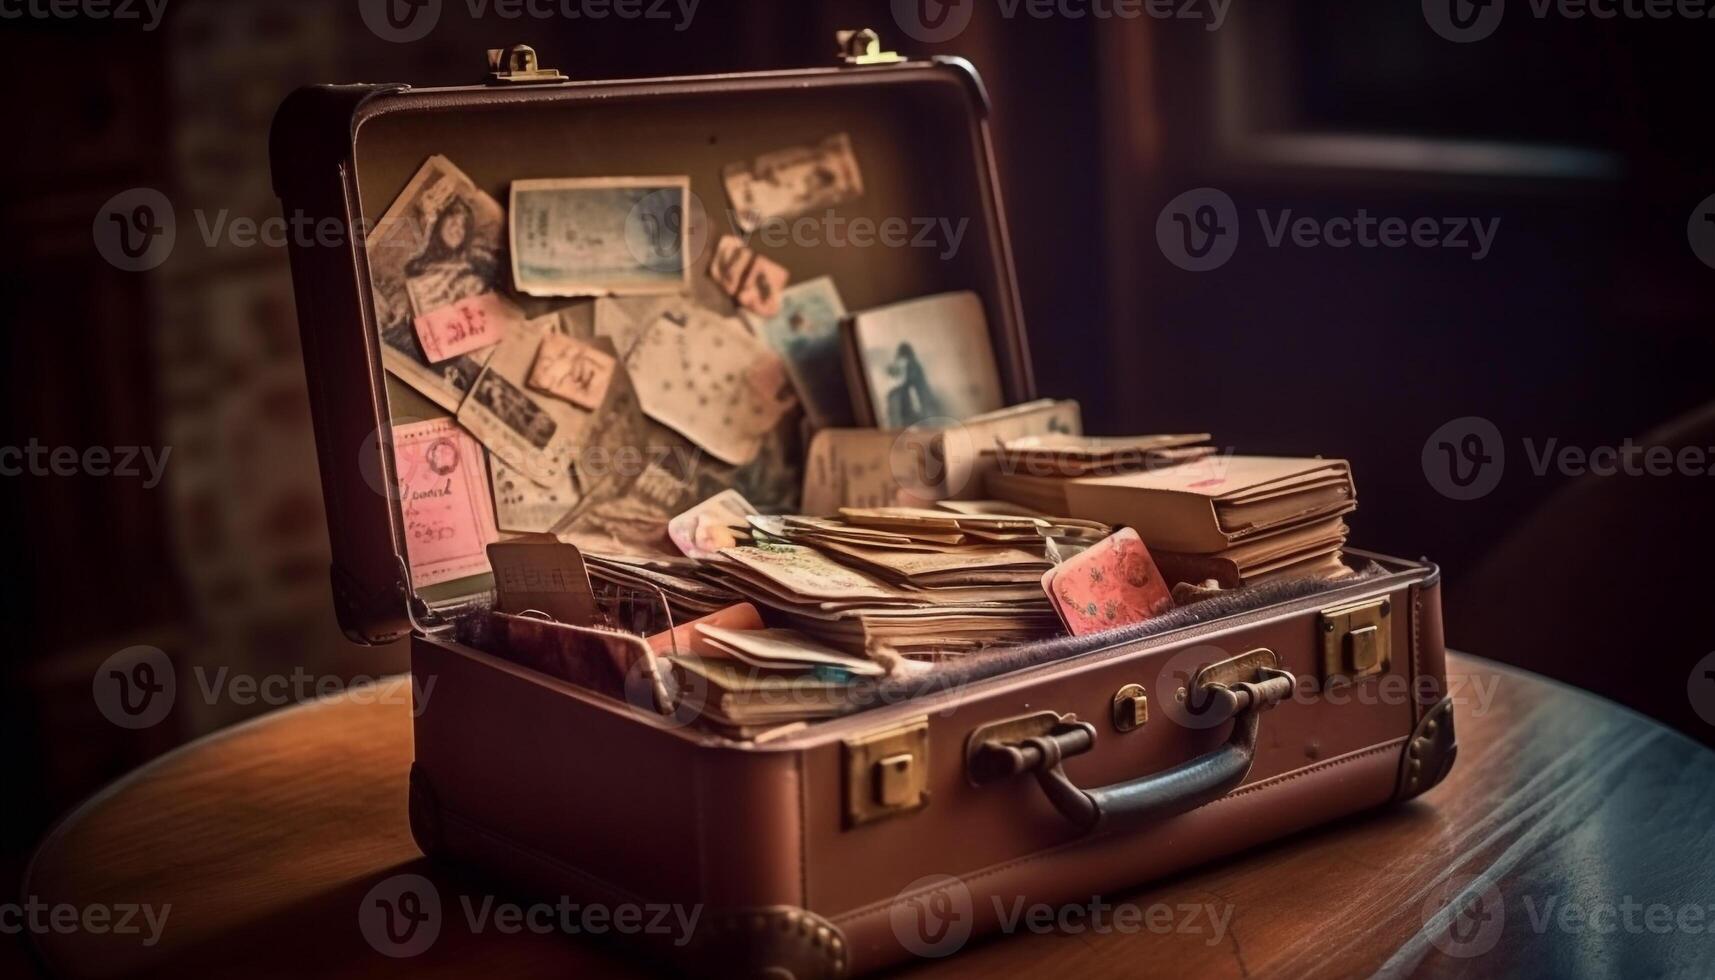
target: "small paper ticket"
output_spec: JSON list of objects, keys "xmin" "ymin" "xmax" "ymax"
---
[
  {"xmin": 668, "ymin": 489, "xmax": 757, "ymax": 560},
  {"xmin": 708, "ymin": 235, "xmax": 790, "ymax": 318},
  {"xmin": 528, "ymin": 331, "xmax": 618, "ymax": 410},
  {"xmin": 392, "ymin": 418, "xmax": 499, "ymax": 587},
  {"xmin": 723, "ymin": 133, "xmax": 864, "ymax": 233},
  {"xmin": 412, "ymin": 290, "xmax": 519, "ymax": 364}
]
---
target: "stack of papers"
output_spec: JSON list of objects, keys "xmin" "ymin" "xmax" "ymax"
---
[
  {"xmin": 696, "ymin": 503, "xmax": 1098, "ymax": 657},
  {"xmin": 1042, "ymin": 456, "xmax": 1358, "ymax": 587}
]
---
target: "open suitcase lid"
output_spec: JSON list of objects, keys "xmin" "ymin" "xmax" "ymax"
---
[{"xmin": 270, "ymin": 31, "xmax": 1037, "ymax": 645}]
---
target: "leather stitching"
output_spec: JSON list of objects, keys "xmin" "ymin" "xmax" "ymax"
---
[
  {"xmin": 795, "ymin": 750, "xmax": 808, "ymax": 907},
  {"xmin": 1410, "ymin": 584, "xmax": 1424, "ymax": 726},
  {"xmin": 830, "ymin": 737, "xmax": 1408, "ymax": 926}
]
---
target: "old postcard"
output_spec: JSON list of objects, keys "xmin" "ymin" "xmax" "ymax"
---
[
  {"xmin": 722, "ymin": 133, "xmax": 864, "ymax": 233},
  {"xmin": 458, "ymin": 314, "xmax": 591, "ymax": 487},
  {"xmin": 628, "ymin": 309, "xmax": 797, "ymax": 466},
  {"xmin": 592, "ymin": 295, "xmax": 696, "ymax": 365},
  {"xmin": 511, "ymin": 177, "xmax": 691, "ymax": 297},
  {"xmin": 802, "ymin": 428, "xmax": 932, "ymax": 516},
  {"xmin": 668, "ymin": 488, "xmax": 757, "ymax": 560},
  {"xmin": 1043, "ymin": 528, "xmax": 1174, "ymax": 635},
  {"xmin": 367, "ymin": 155, "xmax": 511, "ymax": 411},
  {"xmin": 848, "ymin": 290, "xmax": 1005, "ymax": 429},
  {"xmin": 392, "ymin": 418, "xmax": 499, "ymax": 587},
  {"xmin": 742, "ymin": 277, "xmax": 852, "ymax": 430},
  {"xmin": 708, "ymin": 235, "xmax": 790, "ymax": 318},
  {"xmin": 529, "ymin": 331, "xmax": 617, "ymax": 410},
  {"xmin": 491, "ymin": 455, "xmax": 580, "ymax": 534}
]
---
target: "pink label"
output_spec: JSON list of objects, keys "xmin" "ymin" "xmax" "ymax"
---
[{"xmin": 413, "ymin": 292, "xmax": 511, "ymax": 364}]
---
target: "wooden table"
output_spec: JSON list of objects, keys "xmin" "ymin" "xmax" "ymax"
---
[{"xmin": 25, "ymin": 654, "xmax": 1715, "ymax": 978}]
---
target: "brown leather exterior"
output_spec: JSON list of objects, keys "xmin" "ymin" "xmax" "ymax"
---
[
  {"xmin": 276, "ymin": 52, "xmax": 1454, "ymax": 976},
  {"xmin": 410, "ymin": 559, "xmax": 1451, "ymax": 976}
]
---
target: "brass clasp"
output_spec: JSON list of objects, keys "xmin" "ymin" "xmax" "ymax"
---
[{"xmin": 486, "ymin": 44, "xmax": 567, "ymax": 85}]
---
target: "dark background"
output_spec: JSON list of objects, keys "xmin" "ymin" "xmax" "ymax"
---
[{"xmin": 4, "ymin": 0, "xmax": 1714, "ymax": 967}]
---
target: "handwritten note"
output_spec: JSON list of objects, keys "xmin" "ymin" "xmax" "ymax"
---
[
  {"xmin": 528, "ymin": 331, "xmax": 618, "ymax": 410},
  {"xmin": 412, "ymin": 291, "xmax": 517, "ymax": 364}
]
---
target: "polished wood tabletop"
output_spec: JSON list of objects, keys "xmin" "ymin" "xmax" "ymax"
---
[{"xmin": 24, "ymin": 653, "xmax": 1715, "ymax": 978}]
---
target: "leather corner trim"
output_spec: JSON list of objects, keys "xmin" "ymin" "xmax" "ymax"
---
[
  {"xmin": 1396, "ymin": 696, "xmax": 1457, "ymax": 802},
  {"xmin": 681, "ymin": 905, "xmax": 849, "ymax": 979}
]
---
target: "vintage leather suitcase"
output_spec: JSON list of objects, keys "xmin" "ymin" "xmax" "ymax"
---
[{"xmin": 271, "ymin": 33, "xmax": 1456, "ymax": 978}]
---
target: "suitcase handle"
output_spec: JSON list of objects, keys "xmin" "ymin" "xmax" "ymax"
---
[{"xmin": 968, "ymin": 665, "xmax": 1295, "ymax": 834}]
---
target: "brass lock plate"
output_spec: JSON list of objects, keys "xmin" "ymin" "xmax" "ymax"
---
[
  {"xmin": 1320, "ymin": 597, "xmax": 1393, "ymax": 685},
  {"xmin": 843, "ymin": 718, "xmax": 929, "ymax": 828}
]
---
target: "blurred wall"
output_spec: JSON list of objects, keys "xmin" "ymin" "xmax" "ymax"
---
[{"xmin": 3, "ymin": 0, "xmax": 1712, "ymax": 898}]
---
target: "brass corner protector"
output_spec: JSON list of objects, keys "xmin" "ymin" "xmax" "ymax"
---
[
  {"xmin": 679, "ymin": 905, "xmax": 849, "ymax": 979},
  {"xmin": 1396, "ymin": 696, "xmax": 1457, "ymax": 801}
]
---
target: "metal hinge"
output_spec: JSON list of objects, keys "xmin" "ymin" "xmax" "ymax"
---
[
  {"xmin": 836, "ymin": 28, "xmax": 904, "ymax": 66},
  {"xmin": 486, "ymin": 44, "xmax": 567, "ymax": 85}
]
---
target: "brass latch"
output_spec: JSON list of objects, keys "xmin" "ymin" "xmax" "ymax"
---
[
  {"xmin": 836, "ymin": 29, "xmax": 904, "ymax": 66},
  {"xmin": 843, "ymin": 718, "xmax": 929, "ymax": 827},
  {"xmin": 486, "ymin": 44, "xmax": 567, "ymax": 85},
  {"xmin": 1320, "ymin": 597, "xmax": 1393, "ymax": 685}
]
